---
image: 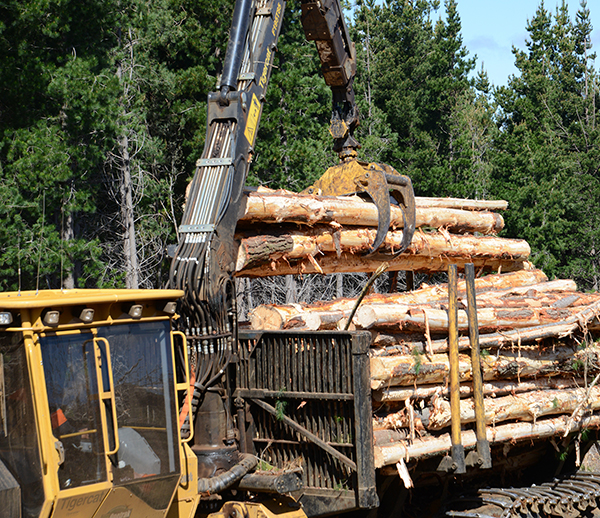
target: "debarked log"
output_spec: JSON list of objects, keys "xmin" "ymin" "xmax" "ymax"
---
[
  {"xmin": 425, "ymin": 386, "xmax": 600, "ymax": 431},
  {"xmin": 369, "ymin": 345, "xmax": 600, "ymax": 389},
  {"xmin": 373, "ymin": 414, "xmax": 600, "ymax": 468},
  {"xmin": 373, "ymin": 377, "xmax": 583, "ymax": 402},
  {"xmin": 238, "ymin": 191, "xmax": 505, "ymax": 234},
  {"xmin": 248, "ymin": 270, "xmax": 549, "ymax": 330},
  {"xmin": 235, "ymin": 228, "xmax": 530, "ymax": 272}
]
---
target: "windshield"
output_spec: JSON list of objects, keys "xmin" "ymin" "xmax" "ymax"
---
[{"xmin": 0, "ymin": 332, "xmax": 44, "ymax": 518}]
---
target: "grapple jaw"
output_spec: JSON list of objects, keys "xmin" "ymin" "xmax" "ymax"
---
[{"xmin": 302, "ymin": 159, "xmax": 416, "ymax": 255}]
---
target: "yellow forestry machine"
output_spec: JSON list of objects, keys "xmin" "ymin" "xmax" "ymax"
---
[{"xmin": 1, "ymin": 0, "xmax": 600, "ymax": 517}]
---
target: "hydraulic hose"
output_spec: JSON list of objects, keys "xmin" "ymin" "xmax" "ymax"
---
[
  {"xmin": 197, "ymin": 453, "xmax": 258, "ymax": 494},
  {"xmin": 220, "ymin": 0, "xmax": 253, "ymax": 93}
]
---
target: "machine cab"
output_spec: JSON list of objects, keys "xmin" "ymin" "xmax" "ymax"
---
[{"xmin": 0, "ymin": 289, "xmax": 186, "ymax": 518}]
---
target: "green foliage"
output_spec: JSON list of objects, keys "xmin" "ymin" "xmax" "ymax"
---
[
  {"xmin": 249, "ymin": 0, "xmax": 333, "ymax": 191},
  {"xmin": 411, "ymin": 347, "xmax": 423, "ymax": 375},
  {"xmin": 275, "ymin": 398, "xmax": 288, "ymax": 421},
  {"xmin": 492, "ymin": 0, "xmax": 600, "ymax": 288},
  {"xmin": 2, "ymin": 0, "xmax": 600, "ymax": 293}
]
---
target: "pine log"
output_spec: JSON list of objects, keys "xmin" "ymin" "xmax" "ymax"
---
[
  {"xmin": 235, "ymin": 228, "xmax": 530, "ymax": 272},
  {"xmin": 236, "ymin": 229, "xmax": 530, "ymax": 277},
  {"xmin": 242, "ymin": 186, "xmax": 509, "ymax": 211},
  {"xmin": 373, "ymin": 377, "xmax": 583, "ymax": 402},
  {"xmin": 369, "ymin": 345, "xmax": 600, "ymax": 389},
  {"xmin": 248, "ymin": 270, "xmax": 548, "ymax": 330},
  {"xmin": 237, "ymin": 252, "xmax": 529, "ymax": 277},
  {"xmin": 238, "ymin": 192, "xmax": 504, "ymax": 234},
  {"xmin": 425, "ymin": 387, "xmax": 600, "ymax": 431},
  {"xmin": 373, "ymin": 414, "xmax": 600, "ymax": 467},
  {"xmin": 372, "ymin": 298, "xmax": 600, "ymax": 354},
  {"xmin": 355, "ymin": 303, "xmax": 585, "ymax": 332},
  {"xmin": 416, "ymin": 197, "xmax": 508, "ymax": 211}
]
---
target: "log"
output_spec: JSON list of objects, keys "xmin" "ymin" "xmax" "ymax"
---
[
  {"xmin": 248, "ymin": 270, "xmax": 549, "ymax": 330},
  {"xmin": 235, "ymin": 228, "xmax": 530, "ymax": 272},
  {"xmin": 369, "ymin": 345, "xmax": 600, "ymax": 389},
  {"xmin": 372, "ymin": 298, "xmax": 600, "ymax": 354},
  {"xmin": 373, "ymin": 414, "xmax": 600, "ymax": 467},
  {"xmin": 425, "ymin": 386, "xmax": 600, "ymax": 431},
  {"xmin": 237, "ymin": 252, "xmax": 529, "ymax": 278},
  {"xmin": 242, "ymin": 187, "xmax": 509, "ymax": 211},
  {"xmin": 416, "ymin": 197, "xmax": 508, "ymax": 211},
  {"xmin": 355, "ymin": 303, "xmax": 586, "ymax": 332},
  {"xmin": 373, "ymin": 377, "xmax": 583, "ymax": 402},
  {"xmin": 238, "ymin": 192, "xmax": 504, "ymax": 234},
  {"xmin": 250, "ymin": 272, "xmax": 572, "ymax": 330}
]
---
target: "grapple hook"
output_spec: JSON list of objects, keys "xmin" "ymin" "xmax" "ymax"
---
[{"xmin": 301, "ymin": 159, "xmax": 416, "ymax": 256}]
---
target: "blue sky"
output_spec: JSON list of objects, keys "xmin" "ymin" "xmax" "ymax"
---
[{"xmin": 452, "ymin": 1, "xmax": 600, "ymax": 86}]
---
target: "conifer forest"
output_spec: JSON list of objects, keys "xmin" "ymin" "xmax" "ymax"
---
[{"xmin": 1, "ymin": 0, "xmax": 599, "ymax": 300}]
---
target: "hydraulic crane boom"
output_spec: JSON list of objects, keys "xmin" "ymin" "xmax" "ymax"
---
[{"xmin": 168, "ymin": 0, "xmax": 416, "ymax": 459}]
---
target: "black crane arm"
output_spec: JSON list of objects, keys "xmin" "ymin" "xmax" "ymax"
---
[{"xmin": 301, "ymin": 0, "xmax": 360, "ymax": 158}]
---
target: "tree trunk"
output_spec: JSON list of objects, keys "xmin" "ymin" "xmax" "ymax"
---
[
  {"xmin": 374, "ymin": 377, "xmax": 583, "ymax": 402},
  {"xmin": 119, "ymin": 133, "xmax": 139, "ymax": 289},
  {"xmin": 355, "ymin": 301, "xmax": 591, "ymax": 332},
  {"xmin": 248, "ymin": 270, "xmax": 549, "ymax": 330}
]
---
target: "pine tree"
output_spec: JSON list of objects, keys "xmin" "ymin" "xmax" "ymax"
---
[{"xmin": 493, "ymin": 1, "xmax": 600, "ymax": 287}]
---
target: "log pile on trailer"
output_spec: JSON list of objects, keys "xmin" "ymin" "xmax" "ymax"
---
[{"xmin": 234, "ymin": 187, "xmax": 600, "ymax": 477}]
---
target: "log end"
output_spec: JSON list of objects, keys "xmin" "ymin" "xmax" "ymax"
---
[{"xmin": 249, "ymin": 305, "xmax": 284, "ymax": 330}]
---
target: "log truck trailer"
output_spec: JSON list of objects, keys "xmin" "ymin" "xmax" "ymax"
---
[{"xmin": 0, "ymin": 0, "xmax": 599, "ymax": 517}]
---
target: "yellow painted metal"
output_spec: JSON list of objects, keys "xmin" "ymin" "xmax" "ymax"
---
[
  {"xmin": 93, "ymin": 336, "xmax": 120, "ymax": 456},
  {"xmin": 447, "ymin": 265, "xmax": 465, "ymax": 474},
  {"xmin": 21, "ymin": 307, "xmax": 58, "ymax": 518},
  {"xmin": 50, "ymin": 487, "xmax": 111, "ymax": 518},
  {"xmin": 0, "ymin": 288, "xmax": 184, "ymax": 332},
  {"xmin": 1, "ymin": 290, "xmax": 186, "ymax": 518},
  {"xmin": 173, "ymin": 330, "xmax": 194, "ymax": 444},
  {"xmin": 92, "ymin": 486, "xmax": 169, "ymax": 518},
  {"xmin": 465, "ymin": 263, "xmax": 492, "ymax": 469},
  {"xmin": 167, "ymin": 443, "xmax": 200, "ymax": 518},
  {"xmin": 0, "ymin": 289, "xmax": 184, "ymax": 309},
  {"xmin": 207, "ymin": 498, "xmax": 307, "ymax": 518},
  {"xmin": 302, "ymin": 158, "xmax": 416, "ymax": 255}
]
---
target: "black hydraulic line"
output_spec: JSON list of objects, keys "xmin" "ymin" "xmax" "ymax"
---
[
  {"xmin": 220, "ymin": 0, "xmax": 254, "ymax": 94},
  {"xmin": 197, "ymin": 453, "xmax": 258, "ymax": 494}
]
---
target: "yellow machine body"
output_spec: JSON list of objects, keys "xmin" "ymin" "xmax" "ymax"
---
[{"xmin": 0, "ymin": 289, "xmax": 305, "ymax": 518}]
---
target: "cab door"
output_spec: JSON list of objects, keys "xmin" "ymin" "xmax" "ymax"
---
[{"xmin": 40, "ymin": 320, "xmax": 181, "ymax": 518}]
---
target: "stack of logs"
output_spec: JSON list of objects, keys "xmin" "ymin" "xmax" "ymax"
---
[{"xmin": 235, "ymin": 187, "xmax": 600, "ymax": 471}]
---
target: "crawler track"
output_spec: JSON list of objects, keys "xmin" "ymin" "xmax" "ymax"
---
[{"xmin": 447, "ymin": 472, "xmax": 600, "ymax": 518}]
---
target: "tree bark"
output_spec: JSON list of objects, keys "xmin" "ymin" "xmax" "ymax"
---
[
  {"xmin": 355, "ymin": 301, "xmax": 591, "ymax": 332},
  {"xmin": 118, "ymin": 133, "xmax": 139, "ymax": 289},
  {"xmin": 372, "ymin": 298, "xmax": 600, "ymax": 354}
]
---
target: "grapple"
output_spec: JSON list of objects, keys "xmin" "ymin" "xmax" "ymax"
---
[{"xmin": 302, "ymin": 158, "xmax": 416, "ymax": 255}]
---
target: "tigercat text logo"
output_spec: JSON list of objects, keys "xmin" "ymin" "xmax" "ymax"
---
[
  {"xmin": 101, "ymin": 505, "xmax": 133, "ymax": 518},
  {"xmin": 57, "ymin": 491, "xmax": 104, "ymax": 513},
  {"xmin": 272, "ymin": 2, "xmax": 282, "ymax": 36}
]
